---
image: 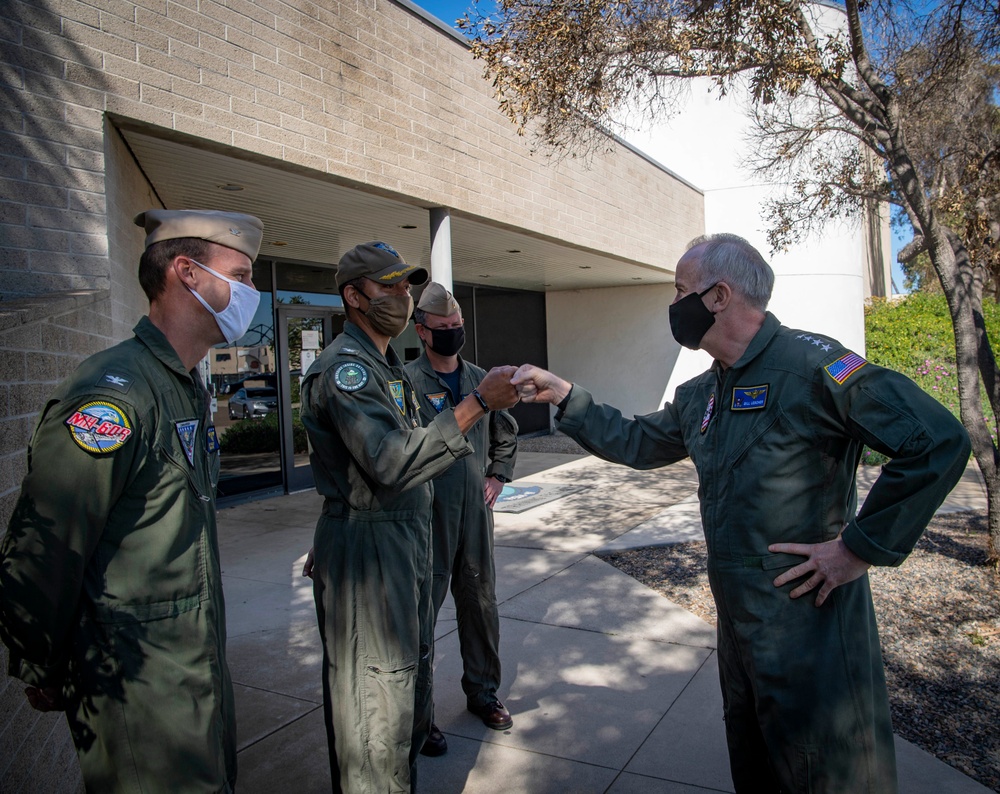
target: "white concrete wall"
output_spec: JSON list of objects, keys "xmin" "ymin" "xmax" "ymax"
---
[{"xmin": 546, "ymin": 283, "xmax": 680, "ymax": 423}]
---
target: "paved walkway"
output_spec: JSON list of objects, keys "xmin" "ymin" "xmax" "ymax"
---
[{"xmin": 220, "ymin": 453, "xmax": 991, "ymax": 793}]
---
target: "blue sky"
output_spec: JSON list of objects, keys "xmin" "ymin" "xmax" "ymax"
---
[{"xmin": 413, "ymin": 0, "xmax": 910, "ymax": 292}]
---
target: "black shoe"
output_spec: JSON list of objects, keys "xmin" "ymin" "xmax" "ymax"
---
[
  {"xmin": 467, "ymin": 698, "xmax": 513, "ymax": 730},
  {"xmin": 420, "ymin": 723, "xmax": 448, "ymax": 757}
]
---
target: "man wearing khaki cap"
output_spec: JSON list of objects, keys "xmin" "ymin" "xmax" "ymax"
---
[
  {"xmin": 0, "ymin": 208, "xmax": 263, "ymax": 792},
  {"xmin": 300, "ymin": 242, "xmax": 520, "ymax": 793},
  {"xmin": 406, "ymin": 283, "xmax": 518, "ymax": 756}
]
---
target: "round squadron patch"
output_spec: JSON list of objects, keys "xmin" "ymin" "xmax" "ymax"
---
[
  {"xmin": 334, "ymin": 362, "xmax": 368, "ymax": 392},
  {"xmin": 65, "ymin": 400, "xmax": 133, "ymax": 453}
]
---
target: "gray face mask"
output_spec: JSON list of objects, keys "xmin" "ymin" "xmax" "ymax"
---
[{"xmin": 359, "ymin": 290, "xmax": 413, "ymax": 338}]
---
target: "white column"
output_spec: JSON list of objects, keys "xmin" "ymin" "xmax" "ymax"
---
[{"xmin": 429, "ymin": 207, "xmax": 453, "ymax": 290}]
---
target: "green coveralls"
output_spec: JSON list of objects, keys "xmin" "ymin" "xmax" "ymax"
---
[
  {"xmin": 404, "ymin": 352, "xmax": 518, "ymax": 708},
  {"xmin": 0, "ymin": 317, "xmax": 236, "ymax": 793},
  {"xmin": 556, "ymin": 313, "xmax": 970, "ymax": 793},
  {"xmin": 301, "ymin": 322, "xmax": 475, "ymax": 794}
]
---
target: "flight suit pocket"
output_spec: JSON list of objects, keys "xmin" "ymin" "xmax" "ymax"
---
[{"xmin": 363, "ymin": 661, "xmax": 418, "ymax": 755}]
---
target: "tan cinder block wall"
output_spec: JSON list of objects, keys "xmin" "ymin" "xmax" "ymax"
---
[{"xmin": 2, "ymin": 0, "xmax": 701, "ymax": 303}]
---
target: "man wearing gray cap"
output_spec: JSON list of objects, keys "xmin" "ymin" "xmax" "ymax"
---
[
  {"xmin": 0, "ymin": 208, "xmax": 263, "ymax": 792},
  {"xmin": 406, "ymin": 283, "xmax": 518, "ymax": 756},
  {"xmin": 300, "ymin": 242, "xmax": 520, "ymax": 793}
]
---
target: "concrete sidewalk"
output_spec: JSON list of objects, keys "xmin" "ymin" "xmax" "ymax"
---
[{"xmin": 220, "ymin": 454, "xmax": 991, "ymax": 793}]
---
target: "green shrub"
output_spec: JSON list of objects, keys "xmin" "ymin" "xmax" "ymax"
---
[
  {"xmin": 863, "ymin": 293, "xmax": 1000, "ymax": 462},
  {"xmin": 220, "ymin": 412, "xmax": 308, "ymax": 454}
]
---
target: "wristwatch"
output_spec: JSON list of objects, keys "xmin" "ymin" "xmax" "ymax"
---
[{"xmin": 493, "ymin": 474, "xmax": 511, "ymax": 483}]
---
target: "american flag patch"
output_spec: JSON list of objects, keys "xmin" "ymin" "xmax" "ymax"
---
[
  {"xmin": 825, "ymin": 352, "xmax": 867, "ymax": 384},
  {"xmin": 701, "ymin": 393, "xmax": 715, "ymax": 433}
]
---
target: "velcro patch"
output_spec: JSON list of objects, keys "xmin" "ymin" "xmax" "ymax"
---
[
  {"xmin": 97, "ymin": 370, "xmax": 133, "ymax": 394},
  {"xmin": 825, "ymin": 353, "xmax": 867, "ymax": 385},
  {"xmin": 334, "ymin": 362, "xmax": 368, "ymax": 392},
  {"xmin": 388, "ymin": 381, "xmax": 405, "ymax": 415},
  {"xmin": 731, "ymin": 385, "xmax": 769, "ymax": 411},
  {"xmin": 426, "ymin": 392, "xmax": 448, "ymax": 413},
  {"xmin": 66, "ymin": 400, "xmax": 133, "ymax": 453}
]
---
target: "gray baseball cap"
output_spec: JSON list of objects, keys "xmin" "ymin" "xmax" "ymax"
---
[{"xmin": 337, "ymin": 242, "xmax": 428, "ymax": 289}]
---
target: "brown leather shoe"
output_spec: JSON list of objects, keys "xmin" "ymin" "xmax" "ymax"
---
[
  {"xmin": 420, "ymin": 723, "xmax": 448, "ymax": 757},
  {"xmin": 467, "ymin": 698, "xmax": 513, "ymax": 730}
]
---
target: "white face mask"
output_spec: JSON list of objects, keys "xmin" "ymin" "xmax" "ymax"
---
[{"xmin": 187, "ymin": 259, "xmax": 260, "ymax": 344}]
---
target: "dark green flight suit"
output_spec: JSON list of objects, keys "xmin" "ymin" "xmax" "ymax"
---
[
  {"xmin": 556, "ymin": 313, "xmax": 970, "ymax": 793},
  {"xmin": 404, "ymin": 352, "xmax": 518, "ymax": 709},
  {"xmin": 0, "ymin": 317, "xmax": 235, "ymax": 793},
  {"xmin": 301, "ymin": 322, "xmax": 475, "ymax": 794}
]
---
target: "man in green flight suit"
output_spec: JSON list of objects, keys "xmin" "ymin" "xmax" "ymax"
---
[
  {"xmin": 511, "ymin": 233, "xmax": 971, "ymax": 793},
  {"xmin": 0, "ymin": 208, "xmax": 264, "ymax": 792},
  {"xmin": 405, "ymin": 283, "xmax": 519, "ymax": 757},
  {"xmin": 299, "ymin": 242, "xmax": 520, "ymax": 793}
]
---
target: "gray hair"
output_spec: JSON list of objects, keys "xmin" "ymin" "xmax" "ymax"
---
[{"xmin": 685, "ymin": 233, "xmax": 774, "ymax": 311}]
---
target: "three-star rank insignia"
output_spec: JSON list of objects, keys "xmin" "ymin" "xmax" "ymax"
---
[
  {"xmin": 334, "ymin": 362, "xmax": 368, "ymax": 392},
  {"xmin": 731, "ymin": 385, "xmax": 769, "ymax": 411}
]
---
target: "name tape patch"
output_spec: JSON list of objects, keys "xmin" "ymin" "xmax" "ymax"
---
[{"xmin": 731, "ymin": 385, "xmax": 769, "ymax": 411}]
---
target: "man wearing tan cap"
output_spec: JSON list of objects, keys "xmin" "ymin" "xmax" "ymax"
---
[
  {"xmin": 0, "ymin": 208, "xmax": 263, "ymax": 792},
  {"xmin": 300, "ymin": 242, "xmax": 520, "ymax": 793},
  {"xmin": 406, "ymin": 283, "xmax": 518, "ymax": 756}
]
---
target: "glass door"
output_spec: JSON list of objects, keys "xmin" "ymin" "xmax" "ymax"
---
[{"xmin": 276, "ymin": 305, "xmax": 345, "ymax": 492}]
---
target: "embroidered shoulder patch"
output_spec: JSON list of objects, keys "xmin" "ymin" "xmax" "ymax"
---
[
  {"xmin": 426, "ymin": 392, "xmax": 448, "ymax": 413},
  {"xmin": 825, "ymin": 352, "xmax": 867, "ymax": 385},
  {"xmin": 701, "ymin": 393, "xmax": 715, "ymax": 433},
  {"xmin": 732, "ymin": 385, "xmax": 769, "ymax": 411},
  {"xmin": 334, "ymin": 362, "xmax": 368, "ymax": 392},
  {"xmin": 65, "ymin": 400, "xmax": 133, "ymax": 453}
]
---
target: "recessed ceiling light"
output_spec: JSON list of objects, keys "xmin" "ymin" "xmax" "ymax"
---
[
  {"xmin": 543, "ymin": 283, "xmax": 552, "ymax": 286},
  {"xmin": 272, "ymin": 241, "xmax": 288, "ymax": 246},
  {"xmin": 579, "ymin": 265, "xmax": 592, "ymax": 269},
  {"xmin": 219, "ymin": 183, "xmax": 244, "ymax": 191},
  {"xmin": 632, "ymin": 276, "xmax": 642, "ymax": 280},
  {"xmin": 507, "ymin": 249, "xmax": 521, "ymax": 253},
  {"xmin": 400, "ymin": 224, "xmax": 417, "ymax": 229},
  {"xmin": 479, "ymin": 274, "xmax": 490, "ymax": 278}
]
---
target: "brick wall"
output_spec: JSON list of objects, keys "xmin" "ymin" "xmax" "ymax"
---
[{"xmin": 1, "ymin": 0, "xmax": 701, "ymax": 302}]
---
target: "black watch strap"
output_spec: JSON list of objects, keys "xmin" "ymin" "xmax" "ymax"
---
[{"xmin": 471, "ymin": 388, "xmax": 490, "ymax": 412}]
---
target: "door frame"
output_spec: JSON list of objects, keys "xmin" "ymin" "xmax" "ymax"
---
[{"xmin": 275, "ymin": 305, "xmax": 343, "ymax": 493}]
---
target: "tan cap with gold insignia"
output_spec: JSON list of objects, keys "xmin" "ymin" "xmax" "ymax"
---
[
  {"xmin": 416, "ymin": 282, "xmax": 461, "ymax": 317},
  {"xmin": 133, "ymin": 209, "xmax": 263, "ymax": 261},
  {"xmin": 337, "ymin": 242, "xmax": 428, "ymax": 289}
]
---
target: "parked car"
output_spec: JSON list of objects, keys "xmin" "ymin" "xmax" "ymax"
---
[{"xmin": 228, "ymin": 387, "xmax": 278, "ymax": 420}]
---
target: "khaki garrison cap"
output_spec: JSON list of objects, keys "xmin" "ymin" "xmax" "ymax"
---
[
  {"xmin": 337, "ymin": 242, "xmax": 428, "ymax": 289},
  {"xmin": 417, "ymin": 282, "xmax": 461, "ymax": 317},
  {"xmin": 133, "ymin": 209, "xmax": 264, "ymax": 261}
]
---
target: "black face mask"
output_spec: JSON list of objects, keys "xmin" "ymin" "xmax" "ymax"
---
[
  {"xmin": 427, "ymin": 325, "xmax": 466, "ymax": 357},
  {"xmin": 669, "ymin": 284, "xmax": 717, "ymax": 350}
]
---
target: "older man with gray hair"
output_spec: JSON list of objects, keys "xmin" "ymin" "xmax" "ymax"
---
[{"xmin": 512, "ymin": 233, "xmax": 970, "ymax": 793}]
